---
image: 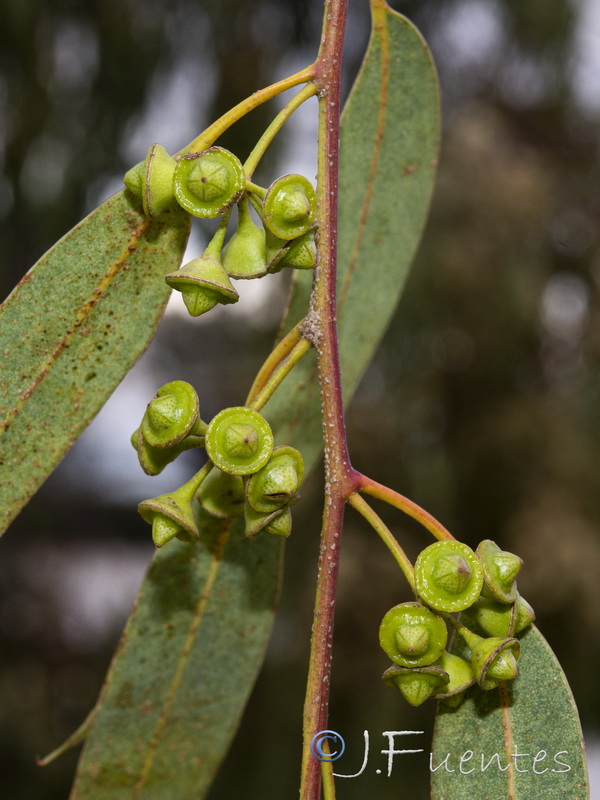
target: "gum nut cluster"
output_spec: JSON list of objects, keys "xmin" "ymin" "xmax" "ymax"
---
[
  {"xmin": 133, "ymin": 391, "xmax": 304, "ymax": 546},
  {"xmin": 380, "ymin": 539, "xmax": 535, "ymax": 707},
  {"xmin": 124, "ymin": 143, "xmax": 317, "ymax": 319}
]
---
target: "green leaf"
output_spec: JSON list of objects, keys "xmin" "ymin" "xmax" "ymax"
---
[
  {"xmin": 66, "ymin": 5, "xmax": 441, "ymax": 796},
  {"xmin": 265, "ymin": 2, "xmax": 440, "ymax": 468},
  {"xmin": 70, "ymin": 513, "xmax": 282, "ymax": 799},
  {"xmin": 0, "ymin": 191, "xmax": 190, "ymax": 535},
  {"xmin": 431, "ymin": 625, "xmax": 590, "ymax": 799}
]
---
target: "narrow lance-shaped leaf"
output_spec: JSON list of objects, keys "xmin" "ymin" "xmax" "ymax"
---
[
  {"xmin": 69, "ymin": 513, "xmax": 283, "ymax": 800},
  {"xmin": 431, "ymin": 625, "xmax": 590, "ymax": 799},
  {"xmin": 0, "ymin": 191, "xmax": 190, "ymax": 535},
  {"xmin": 65, "ymin": 4, "xmax": 441, "ymax": 797}
]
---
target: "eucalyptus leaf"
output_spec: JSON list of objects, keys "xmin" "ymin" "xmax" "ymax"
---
[
  {"xmin": 64, "ymin": 5, "xmax": 441, "ymax": 797},
  {"xmin": 0, "ymin": 191, "xmax": 190, "ymax": 535},
  {"xmin": 70, "ymin": 513, "xmax": 283, "ymax": 800},
  {"xmin": 431, "ymin": 625, "xmax": 590, "ymax": 799}
]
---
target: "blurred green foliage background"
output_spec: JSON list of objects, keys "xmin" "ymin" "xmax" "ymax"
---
[{"xmin": 1, "ymin": 0, "xmax": 599, "ymax": 797}]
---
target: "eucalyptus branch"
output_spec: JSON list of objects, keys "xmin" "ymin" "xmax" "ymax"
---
[
  {"xmin": 299, "ymin": 0, "xmax": 352, "ymax": 797},
  {"xmin": 3, "ymin": 1, "xmax": 589, "ymax": 797}
]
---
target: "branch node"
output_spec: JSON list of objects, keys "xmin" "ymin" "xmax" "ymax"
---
[{"xmin": 299, "ymin": 311, "xmax": 322, "ymax": 349}]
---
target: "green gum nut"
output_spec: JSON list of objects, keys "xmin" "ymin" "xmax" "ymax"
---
[
  {"xmin": 164, "ymin": 253, "xmax": 239, "ymax": 317},
  {"xmin": 462, "ymin": 593, "xmax": 534, "ymax": 638},
  {"xmin": 265, "ymin": 229, "xmax": 290, "ymax": 268},
  {"xmin": 263, "ymin": 174, "xmax": 316, "ymax": 239},
  {"xmin": 246, "ymin": 446, "xmax": 304, "ymax": 513},
  {"xmin": 460, "ymin": 628, "xmax": 521, "ymax": 690},
  {"xmin": 265, "ymin": 504, "xmax": 292, "ymax": 537},
  {"xmin": 415, "ymin": 540, "xmax": 484, "ymax": 612},
  {"xmin": 379, "ymin": 602, "xmax": 447, "ymax": 668},
  {"xmin": 440, "ymin": 691, "xmax": 468, "ymax": 709},
  {"xmin": 267, "ymin": 231, "xmax": 316, "ymax": 273},
  {"xmin": 513, "ymin": 593, "xmax": 535, "ymax": 634},
  {"xmin": 477, "ymin": 539, "xmax": 523, "ymax": 603},
  {"xmin": 124, "ymin": 160, "xmax": 144, "ymax": 196},
  {"xmin": 431, "ymin": 651, "xmax": 476, "ymax": 700},
  {"xmin": 173, "ymin": 147, "xmax": 245, "ymax": 218},
  {"xmin": 142, "ymin": 143, "xmax": 176, "ymax": 218},
  {"xmin": 205, "ymin": 406, "xmax": 274, "ymax": 476},
  {"xmin": 382, "ymin": 664, "xmax": 449, "ymax": 707},
  {"xmin": 277, "ymin": 231, "xmax": 316, "ymax": 270},
  {"xmin": 462, "ymin": 596, "xmax": 516, "ymax": 638},
  {"xmin": 124, "ymin": 143, "xmax": 177, "ymax": 218},
  {"xmin": 223, "ymin": 198, "xmax": 268, "ymax": 279},
  {"xmin": 141, "ymin": 380, "xmax": 205, "ymax": 449},
  {"xmin": 138, "ymin": 474, "xmax": 202, "ymax": 547},
  {"xmin": 197, "ymin": 468, "xmax": 245, "ymax": 519},
  {"xmin": 244, "ymin": 502, "xmax": 291, "ymax": 538},
  {"xmin": 130, "ymin": 426, "xmax": 204, "ymax": 476},
  {"xmin": 144, "ymin": 144, "xmax": 176, "ymax": 213}
]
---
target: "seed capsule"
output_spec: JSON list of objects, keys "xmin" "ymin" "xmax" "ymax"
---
[
  {"xmin": 263, "ymin": 174, "xmax": 316, "ymax": 239},
  {"xmin": 124, "ymin": 142, "xmax": 177, "ymax": 218},
  {"xmin": 246, "ymin": 446, "xmax": 304, "ymax": 513},
  {"xmin": 462, "ymin": 592, "xmax": 534, "ymax": 638},
  {"xmin": 141, "ymin": 380, "xmax": 204, "ymax": 449},
  {"xmin": 431, "ymin": 651, "xmax": 476, "ymax": 701},
  {"xmin": 173, "ymin": 147, "xmax": 245, "ymax": 218},
  {"xmin": 415, "ymin": 541, "xmax": 484, "ymax": 612},
  {"xmin": 477, "ymin": 539, "xmax": 522, "ymax": 603},
  {"xmin": 462, "ymin": 596, "xmax": 516, "ymax": 638},
  {"xmin": 138, "ymin": 476, "xmax": 202, "ymax": 547},
  {"xmin": 244, "ymin": 501, "xmax": 291, "ymax": 538},
  {"xmin": 197, "ymin": 468, "xmax": 245, "ymax": 519},
  {"xmin": 379, "ymin": 602, "xmax": 448, "ymax": 668},
  {"xmin": 223, "ymin": 199, "xmax": 268, "ymax": 279},
  {"xmin": 205, "ymin": 406, "xmax": 274, "ymax": 476},
  {"xmin": 279, "ymin": 231, "xmax": 316, "ymax": 270},
  {"xmin": 268, "ymin": 231, "xmax": 316, "ymax": 273},
  {"xmin": 165, "ymin": 253, "xmax": 239, "ymax": 317},
  {"xmin": 131, "ymin": 425, "xmax": 204, "ymax": 476},
  {"xmin": 382, "ymin": 664, "xmax": 449, "ymax": 707},
  {"xmin": 513, "ymin": 593, "xmax": 535, "ymax": 634},
  {"xmin": 265, "ymin": 505, "xmax": 292, "ymax": 537},
  {"xmin": 459, "ymin": 627, "xmax": 521, "ymax": 690}
]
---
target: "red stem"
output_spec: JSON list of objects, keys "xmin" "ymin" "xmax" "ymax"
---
[{"xmin": 298, "ymin": 0, "xmax": 353, "ymax": 798}]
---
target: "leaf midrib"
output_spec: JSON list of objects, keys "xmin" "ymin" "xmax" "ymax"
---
[
  {"xmin": 500, "ymin": 683, "xmax": 516, "ymax": 800},
  {"xmin": 133, "ymin": 521, "xmax": 231, "ymax": 797}
]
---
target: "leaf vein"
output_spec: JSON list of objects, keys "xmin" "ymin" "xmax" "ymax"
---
[
  {"xmin": 0, "ymin": 216, "xmax": 150, "ymax": 436},
  {"xmin": 338, "ymin": 8, "xmax": 390, "ymax": 309},
  {"xmin": 500, "ymin": 683, "xmax": 516, "ymax": 800},
  {"xmin": 133, "ymin": 521, "xmax": 231, "ymax": 797}
]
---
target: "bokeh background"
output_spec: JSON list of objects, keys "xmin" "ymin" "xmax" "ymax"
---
[{"xmin": 1, "ymin": 0, "xmax": 600, "ymax": 797}]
